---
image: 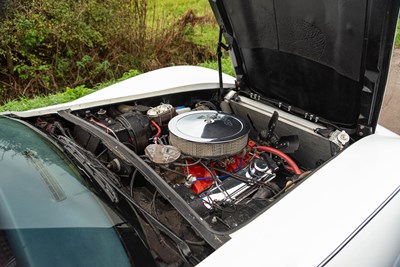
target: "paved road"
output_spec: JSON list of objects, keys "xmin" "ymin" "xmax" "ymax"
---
[{"xmin": 379, "ymin": 49, "xmax": 400, "ymax": 134}]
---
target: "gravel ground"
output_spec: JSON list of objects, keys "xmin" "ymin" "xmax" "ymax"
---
[{"xmin": 379, "ymin": 49, "xmax": 400, "ymax": 134}]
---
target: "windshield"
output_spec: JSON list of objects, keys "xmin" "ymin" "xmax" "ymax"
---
[{"xmin": 0, "ymin": 116, "xmax": 148, "ymax": 266}]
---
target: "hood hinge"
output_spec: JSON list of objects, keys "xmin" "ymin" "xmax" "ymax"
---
[{"xmin": 356, "ymin": 124, "xmax": 373, "ymax": 137}]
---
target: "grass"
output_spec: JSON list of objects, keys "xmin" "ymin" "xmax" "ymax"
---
[
  {"xmin": 0, "ymin": 86, "xmax": 95, "ymax": 112},
  {"xmin": 0, "ymin": 69, "xmax": 141, "ymax": 112},
  {"xmin": 0, "ymin": 57, "xmax": 234, "ymax": 112},
  {"xmin": 148, "ymin": 0, "xmax": 219, "ymax": 51},
  {"xmin": 396, "ymin": 20, "xmax": 400, "ymax": 48},
  {"xmin": 191, "ymin": 24, "xmax": 219, "ymax": 50},
  {"xmin": 199, "ymin": 57, "xmax": 234, "ymax": 76},
  {"xmin": 149, "ymin": 0, "xmax": 210, "ymax": 18}
]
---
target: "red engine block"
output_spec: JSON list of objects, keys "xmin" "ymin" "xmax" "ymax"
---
[{"xmin": 184, "ymin": 155, "xmax": 250, "ymax": 194}]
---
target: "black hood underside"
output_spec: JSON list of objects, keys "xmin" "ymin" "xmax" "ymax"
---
[{"xmin": 210, "ymin": 0, "xmax": 399, "ymax": 133}]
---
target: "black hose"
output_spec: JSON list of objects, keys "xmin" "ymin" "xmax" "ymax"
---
[
  {"xmin": 185, "ymin": 239, "xmax": 206, "ymax": 246},
  {"xmin": 197, "ymin": 100, "xmax": 218, "ymax": 110}
]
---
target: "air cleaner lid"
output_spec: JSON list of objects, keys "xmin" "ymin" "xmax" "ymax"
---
[{"xmin": 168, "ymin": 110, "xmax": 250, "ymax": 143}]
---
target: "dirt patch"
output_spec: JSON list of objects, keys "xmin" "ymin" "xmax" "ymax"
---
[{"xmin": 379, "ymin": 49, "xmax": 400, "ymax": 134}]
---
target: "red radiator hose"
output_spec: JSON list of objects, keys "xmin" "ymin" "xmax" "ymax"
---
[{"xmin": 256, "ymin": 146, "xmax": 302, "ymax": 175}]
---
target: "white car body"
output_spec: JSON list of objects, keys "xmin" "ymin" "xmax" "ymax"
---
[
  {"xmin": 5, "ymin": 66, "xmax": 236, "ymax": 118},
  {"xmin": 200, "ymin": 126, "xmax": 400, "ymax": 267},
  {"xmin": 6, "ymin": 66, "xmax": 400, "ymax": 266}
]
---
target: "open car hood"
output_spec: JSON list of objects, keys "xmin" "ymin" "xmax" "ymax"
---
[{"xmin": 210, "ymin": 0, "xmax": 399, "ymax": 134}]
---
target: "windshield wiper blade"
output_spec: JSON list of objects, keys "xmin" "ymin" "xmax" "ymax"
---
[
  {"xmin": 63, "ymin": 147, "xmax": 197, "ymax": 264},
  {"xmin": 23, "ymin": 150, "xmax": 67, "ymax": 202},
  {"xmin": 58, "ymin": 109, "xmax": 230, "ymax": 249},
  {"xmin": 57, "ymin": 135, "xmax": 120, "ymax": 203},
  {"xmin": 56, "ymin": 134, "xmax": 197, "ymax": 263}
]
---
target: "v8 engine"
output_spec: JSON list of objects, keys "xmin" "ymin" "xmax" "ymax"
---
[{"xmin": 57, "ymin": 100, "xmax": 304, "ymax": 232}]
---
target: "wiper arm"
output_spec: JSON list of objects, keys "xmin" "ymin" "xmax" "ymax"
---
[
  {"xmin": 56, "ymin": 135, "xmax": 196, "ymax": 264},
  {"xmin": 57, "ymin": 135, "xmax": 121, "ymax": 203},
  {"xmin": 58, "ymin": 109, "xmax": 229, "ymax": 249},
  {"xmin": 23, "ymin": 150, "xmax": 67, "ymax": 202}
]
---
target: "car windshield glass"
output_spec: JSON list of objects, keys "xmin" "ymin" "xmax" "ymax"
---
[{"xmin": 0, "ymin": 117, "xmax": 134, "ymax": 267}]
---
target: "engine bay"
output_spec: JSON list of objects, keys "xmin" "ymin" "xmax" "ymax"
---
[
  {"xmin": 54, "ymin": 99, "xmax": 307, "ymax": 229},
  {"xmin": 27, "ymin": 89, "xmax": 350, "ymax": 265}
]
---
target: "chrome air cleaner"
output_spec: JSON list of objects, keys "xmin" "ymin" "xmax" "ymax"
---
[{"xmin": 168, "ymin": 110, "xmax": 249, "ymax": 158}]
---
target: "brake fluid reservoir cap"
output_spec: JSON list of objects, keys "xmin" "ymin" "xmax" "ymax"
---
[{"xmin": 147, "ymin": 104, "xmax": 174, "ymax": 118}]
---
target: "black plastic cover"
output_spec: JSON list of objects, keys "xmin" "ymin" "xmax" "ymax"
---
[{"xmin": 210, "ymin": 0, "xmax": 400, "ymax": 131}]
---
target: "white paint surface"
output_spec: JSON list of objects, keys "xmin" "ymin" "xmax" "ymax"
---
[
  {"xmin": 7, "ymin": 66, "xmax": 235, "ymax": 117},
  {"xmin": 199, "ymin": 133, "xmax": 400, "ymax": 267}
]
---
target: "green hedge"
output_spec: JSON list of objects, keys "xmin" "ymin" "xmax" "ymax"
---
[{"xmin": 0, "ymin": 0, "xmax": 215, "ymax": 104}]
